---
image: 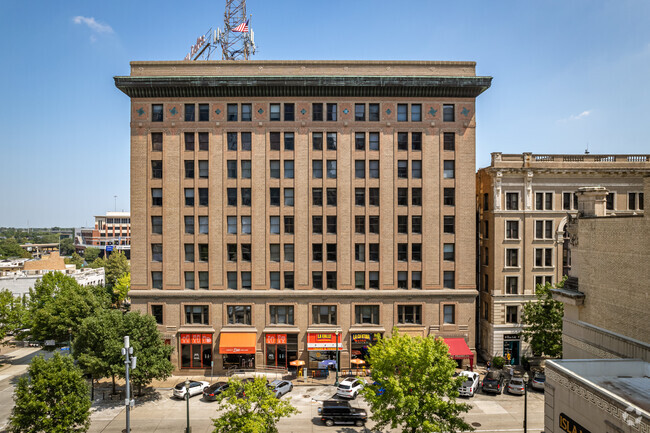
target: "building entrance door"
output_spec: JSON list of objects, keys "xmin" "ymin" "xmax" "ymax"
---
[{"xmin": 503, "ymin": 340, "xmax": 520, "ymax": 365}]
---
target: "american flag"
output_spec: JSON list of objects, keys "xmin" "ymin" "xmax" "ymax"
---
[{"xmin": 233, "ymin": 20, "xmax": 249, "ymax": 32}]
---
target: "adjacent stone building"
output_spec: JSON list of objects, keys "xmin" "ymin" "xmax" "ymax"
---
[{"xmin": 115, "ymin": 60, "xmax": 491, "ymax": 373}]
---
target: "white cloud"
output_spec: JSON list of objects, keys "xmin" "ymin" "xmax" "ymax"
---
[
  {"xmin": 72, "ymin": 16, "xmax": 113, "ymax": 34},
  {"xmin": 559, "ymin": 110, "xmax": 592, "ymax": 122}
]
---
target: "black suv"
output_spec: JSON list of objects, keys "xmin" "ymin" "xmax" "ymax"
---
[
  {"xmin": 481, "ymin": 370, "xmax": 505, "ymax": 394},
  {"xmin": 318, "ymin": 400, "xmax": 367, "ymax": 427}
]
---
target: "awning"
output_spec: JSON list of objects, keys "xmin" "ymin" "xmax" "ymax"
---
[
  {"xmin": 443, "ymin": 338, "xmax": 474, "ymax": 360},
  {"xmin": 219, "ymin": 333, "xmax": 256, "ymax": 354}
]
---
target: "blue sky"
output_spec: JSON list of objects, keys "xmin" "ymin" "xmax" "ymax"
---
[{"xmin": 1, "ymin": 0, "xmax": 649, "ymax": 227}]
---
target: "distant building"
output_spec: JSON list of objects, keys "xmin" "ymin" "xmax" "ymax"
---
[
  {"xmin": 74, "ymin": 211, "xmax": 130, "ymax": 258},
  {"xmin": 19, "ymin": 243, "xmax": 59, "ymax": 259}
]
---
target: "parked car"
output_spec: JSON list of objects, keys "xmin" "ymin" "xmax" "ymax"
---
[
  {"xmin": 530, "ymin": 372, "xmax": 545, "ymax": 391},
  {"xmin": 173, "ymin": 380, "xmax": 209, "ymax": 399},
  {"xmin": 507, "ymin": 377, "xmax": 526, "ymax": 395},
  {"xmin": 336, "ymin": 378, "xmax": 364, "ymax": 399},
  {"xmin": 202, "ymin": 381, "xmax": 229, "ymax": 401},
  {"xmin": 318, "ymin": 399, "xmax": 367, "ymax": 427},
  {"xmin": 457, "ymin": 371, "xmax": 480, "ymax": 397},
  {"xmin": 268, "ymin": 380, "xmax": 293, "ymax": 398},
  {"xmin": 481, "ymin": 371, "xmax": 505, "ymax": 394}
]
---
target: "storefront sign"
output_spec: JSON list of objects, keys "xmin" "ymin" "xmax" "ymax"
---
[
  {"xmin": 307, "ymin": 333, "xmax": 342, "ymax": 350},
  {"xmin": 191, "ymin": 334, "xmax": 202, "ymax": 344},
  {"xmin": 504, "ymin": 334, "xmax": 520, "ymax": 341},
  {"xmin": 351, "ymin": 333, "xmax": 378, "ymax": 343},
  {"xmin": 181, "ymin": 333, "xmax": 212, "ymax": 345},
  {"xmin": 266, "ymin": 334, "xmax": 287, "ymax": 345},
  {"xmin": 559, "ymin": 413, "xmax": 591, "ymax": 433},
  {"xmin": 201, "ymin": 334, "xmax": 212, "ymax": 344},
  {"xmin": 180, "ymin": 334, "xmax": 191, "ymax": 344}
]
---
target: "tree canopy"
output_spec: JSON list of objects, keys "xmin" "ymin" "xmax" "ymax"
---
[
  {"xmin": 10, "ymin": 353, "xmax": 91, "ymax": 433},
  {"xmin": 65, "ymin": 252, "xmax": 84, "ymax": 269},
  {"xmin": 212, "ymin": 377, "xmax": 299, "ymax": 433},
  {"xmin": 113, "ymin": 272, "xmax": 130, "ymax": 308},
  {"xmin": 521, "ymin": 280, "xmax": 564, "ymax": 357},
  {"xmin": 361, "ymin": 331, "xmax": 473, "ymax": 433},
  {"xmin": 0, "ymin": 238, "xmax": 31, "ymax": 259},
  {"xmin": 83, "ymin": 247, "xmax": 101, "ymax": 263},
  {"xmin": 105, "ymin": 251, "xmax": 130, "ymax": 289},
  {"xmin": 59, "ymin": 237, "xmax": 75, "ymax": 256},
  {"xmin": 0, "ymin": 289, "xmax": 27, "ymax": 342}
]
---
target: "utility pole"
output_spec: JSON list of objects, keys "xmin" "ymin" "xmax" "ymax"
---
[
  {"xmin": 114, "ymin": 195, "xmax": 117, "ymax": 212},
  {"xmin": 122, "ymin": 336, "xmax": 137, "ymax": 433}
]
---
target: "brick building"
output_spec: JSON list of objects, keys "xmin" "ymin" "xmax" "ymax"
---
[
  {"xmin": 476, "ymin": 153, "xmax": 650, "ymax": 364},
  {"xmin": 115, "ymin": 60, "xmax": 491, "ymax": 373},
  {"xmin": 75, "ymin": 212, "xmax": 131, "ymax": 258}
]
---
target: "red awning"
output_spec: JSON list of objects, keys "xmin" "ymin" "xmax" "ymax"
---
[{"xmin": 442, "ymin": 338, "xmax": 473, "ymax": 360}]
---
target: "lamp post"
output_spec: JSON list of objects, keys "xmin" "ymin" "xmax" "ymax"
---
[
  {"xmin": 185, "ymin": 379, "xmax": 192, "ymax": 433},
  {"xmin": 334, "ymin": 330, "xmax": 340, "ymax": 387},
  {"xmin": 523, "ymin": 372, "xmax": 529, "ymax": 433}
]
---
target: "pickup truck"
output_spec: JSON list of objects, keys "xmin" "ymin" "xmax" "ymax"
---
[{"xmin": 457, "ymin": 371, "xmax": 480, "ymax": 397}]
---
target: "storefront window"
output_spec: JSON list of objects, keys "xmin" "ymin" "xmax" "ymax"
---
[
  {"xmin": 307, "ymin": 333, "xmax": 342, "ymax": 369},
  {"xmin": 227, "ymin": 305, "xmax": 252, "ymax": 325},
  {"xmin": 265, "ymin": 334, "xmax": 298, "ymax": 368},
  {"xmin": 351, "ymin": 332, "xmax": 381, "ymax": 363},
  {"xmin": 180, "ymin": 333, "xmax": 212, "ymax": 369}
]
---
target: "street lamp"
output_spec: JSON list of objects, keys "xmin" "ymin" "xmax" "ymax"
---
[
  {"xmin": 334, "ymin": 330, "xmax": 340, "ymax": 387},
  {"xmin": 523, "ymin": 372, "xmax": 529, "ymax": 433},
  {"xmin": 185, "ymin": 379, "xmax": 192, "ymax": 433}
]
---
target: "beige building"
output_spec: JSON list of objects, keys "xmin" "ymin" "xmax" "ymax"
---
[
  {"xmin": 476, "ymin": 153, "xmax": 650, "ymax": 364},
  {"xmin": 115, "ymin": 60, "xmax": 491, "ymax": 373}
]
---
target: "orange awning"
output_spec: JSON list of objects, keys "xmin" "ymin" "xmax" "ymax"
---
[{"xmin": 219, "ymin": 333, "xmax": 256, "ymax": 354}]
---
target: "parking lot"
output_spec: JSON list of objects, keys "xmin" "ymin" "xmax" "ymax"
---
[{"xmin": 87, "ymin": 379, "xmax": 546, "ymax": 433}]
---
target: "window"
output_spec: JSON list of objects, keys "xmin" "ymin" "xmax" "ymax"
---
[
  {"xmin": 270, "ymin": 244, "xmax": 280, "ymax": 262},
  {"xmin": 227, "ymin": 305, "xmax": 251, "ymax": 325},
  {"xmin": 369, "ymin": 103, "xmax": 379, "ymax": 121},
  {"xmin": 270, "ymin": 103, "xmax": 281, "ymax": 121},
  {"xmin": 241, "ymin": 132, "xmax": 251, "ymax": 151},
  {"xmin": 368, "ymin": 216, "xmax": 379, "ymax": 234},
  {"xmin": 184, "ymin": 244, "xmax": 194, "ymax": 262},
  {"xmin": 198, "ymin": 160, "xmax": 208, "ymax": 178},
  {"xmin": 411, "ymin": 104, "xmax": 421, "ymax": 121},
  {"xmin": 326, "ymin": 243, "xmax": 337, "ymax": 262},
  {"xmin": 312, "ymin": 305, "xmax": 337, "ymax": 324},
  {"xmin": 152, "ymin": 244, "xmax": 162, "ymax": 262},
  {"xmin": 369, "ymin": 271, "xmax": 379, "ymax": 289},
  {"xmin": 185, "ymin": 272, "xmax": 195, "ymax": 290},
  {"xmin": 198, "ymin": 216, "xmax": 209, "ymax": 234},
  {"xmin": 241, "ymin": 244, "xmax": 251, "ymax": 262},
  {"xmin": 312, "ymin": 243, "xmax": 322, "ymax": 262},
  {"xmin": 152, "ymin": 188, "xmax": 162, "ymax": 206},
  {"xmin": 198, "ymin": 188, "xmax": 208, "ymax": 206},
  {"xmin": 444, "ymin": 243, "xmax": 455, "ymax": 261},
  {"xmin": 484, "ymin": 221, "xmax": 489, "ymax": 238},
  {"xmin": 227, "ymin": 160, "xmax": 237, "ymax": 178},
  {"xmin": 198, "ymin": 132, "xmax": 209, "ymax": 151},
  {"xmin": 227, "ymin": 272, "xmax": 237, "ymax": 289},
  {"xmin": 241, "ymin": 216, "xmax": 251, "ymax": 234},
  {"xmin": 151, "ymin": 216, "xmax": 162, "ymax": 234},
  {"xmin": 270, "ymin": 188, "xmax": 280, "ymax": 206},
  {"xmin": 312, "ymin": 216, "xmax": 323, "ymax": 234},
  {"xmin": 443, "ymin": 104, "xmax": 454, "ymax": 122},
  {"xmin": 355, "ymin": 243, "xmax": 365, "ymax": 261},
  {"xmin": 606, "ymin": 192, "xmax": 615, "ymax": 210},
  {"xmin": 629, "ymin": 192, "xmax": 644, "ymax": 210},
  {"xmin": 152, "ymin": 132, "xmax": 163, "ymax": 151},
  {"xmin": 327, "ymin": 188, "xmax": 337, "ymax": 206},
  {"xmin": 152, "ymin": 104, "xmax": 163, "ymax": 122},
  {"xmin": 184, "ymin": 104, "xmax": 195, "ymax": 122},
  {"xmin": 199, "ymin": 271, "xmax": 209, "ymax": 289},
  {"xmin": 270, "ymin": 160, "xmax": 280, "ymax": 179},
  {"xmin": 355, "ymin": 188, "xmax": 365, "ymax": 206},
  {"xmin": 444, "ymin": 216, "xmax": 455, "ymax": 234},
  {"xmin": 227, "ymin": 216, "xmax": 237, "ymax": 234},
  {"xmin": 397, "ymin": 215, "xmax": 408, "ymax": 234},
  {"xmin": 227, "ymin": 104, "xmax": 238, "ymax": 121},
  {"xmin": 326, "ymin": 271, "xmax": 337, "ymax": 289},
  {"xmin": 355, "ymin": 132, "xmax": 365, "ymax": 150},
  {"xmin": 312, "ymin": 272, "xmax": 323, "ymax": 290},
  {"xmin": 412, "ymin": 244, "xmax": 422, "ymax": 262},
  {"xmin": 369, "ymin": 188, "xmax": 379, "ymax": 206},
  {"xmin": 443, "ymin": 305, "xmax": 455, "ymax": 324},
  {"xmin": 327, "ymin": 132, "xmax": 337, "ymax": 150},
  {"xmin": 535, "ymin": 275, "xmax": 553, "ymax": 288},
  {"xmin": 355, "ymin": 160, "xmax": 365, "ymax": 179},
  {"xmin": 326, "ymin": 103, "xmax": 337, "ymax": 121},
  {"xmin": 270, "ymin": 132, "xmax": 281, "ymax": 151},
  {"xmin": 369, "ymin": 132, "xmax": 380, "ymax": 150},
  {"xmin": 241, "ymin": 160, "xmax": 252, "ymax": 179},
  {"xmin": 443, "ymin": 132, "xmax": 455, "ymax": 151},
  {"xmin": 535, "ymin": 220, "xmax": 553, "ymax": 239},
  {"xmin": 563, "ymin": 192, "xmax": 574, "ymax": 210},
  {"xmin": 284, "ymin": 103, "xmax": 295, "ymax": 121},
  {"xmin": 326, "ymin": 215, "xmax": 337, "ymax": 234},
  {"xmin": 198, "ymin": 104, "xmax": 209, "ymax": 121},
  {"xmin": 368, "ymin": 160, "xmax": 379, "ymax": 178},
  {"xmin": 227, "ymin": 132, "xmax": 238, "ymax": 151},
  {"xmin": 241, "ymin": 104, "xmax": 252, "ymax": 121},
  {"xmin": 412, "ymin": 132, "xmax": 422, "ymax": 151},
  {"xmin": 312, "ymin": 103, "xmax": 323, "ymax": 121},
  {"xmin": 312, "ymin": 160, "xmax": 322, "ymax": 179},
  {"xmin": 397, "ymin": 104, "xmax": 408, "ymax": 122},
  {"xmin": 184, "ymin": 132, "xmax": 195, "ymax": 151},
  {"xmin": 270, "ymin": 305, "xmax": 294, "ymax": 324},
  {"xmin": 184, "ymin": 216, "xmax": 194, "ymax": 234},
  {"xmin": 506, "ymin": 306, "xmax": 518, "ymax": 324},
  {"xmin": 284, "ymin": 216, "xmax": 294, "ymax": 234},
  {"xmin": 505, "ymin": 192, "xmax": 519, "ymax": 210},
  {"xmin": 535, "ymin": 192, "xmax": 553, "ymax": 210},
  {"xmin": 270, "ymin": 216, "xmax": 280, "ymax": 234},
  {"xmin": 397, "ymin": 305, "xmax": 421, "ymax": 324},
  {"xmin": 506, "ymin": 249, "xmax": 519, "ymax": 267},
  {"xmin": 284, "ymin": 188, "xmax": 294, "ymax": 206},
  {"xmin": 411, "ymin": 161, "xmax": 422, "ymax": 179},
  {"xmin": 151, "ymin": 160, "xmax": 162, "ymax": 179},
  {"xmin": 369, "ymin": 243, "xmax": 379, "ymax": 262},
  {"xmin": 444, "ymin": 188, "xmax": 455, "ymax": 206},
  {"xmin": 312, "ymin": 132, "xmax": 323, "ymax": 150},
  {"xmin": 397, "ymin": 160, "xmax": 408, "ymax": 178},
  {"xmin": 151, "ymin": 305, "xmax": 163, "ymax": 324},
  {"xmin": 185, "ymin": 188, "xmax": 194, "ymax": 206},
  {"xmin": 506, "ymin": 276, "xmax": 518, "ymax": 294},
  {"xmin": 185, "ymin": 305, "xmax": 209, "ymax": 325},
  {"xmin": 397, "ymin": 271, "xmax": 407, "ymax": 289},
  {"xmin": 284, "ymin": 272, "xmax": 294, "ymax": 289},
  {"xmin": 355, "ymin": 305, "xmax": 379, "ymax": 324},
  {"xmin": 198, "ymin": 244, "xmax": 208, "ymax": 262},
  {"xmin": 443, "ymin": 160, "xmax": 455, "ymax": 179},
  {"xmin": 535, "ymin": 248, "xmax": 553, "ymax": 267},
  {"xmin": 412, "ymin": 188, "xmax": 422, "ymax": 206},
  {"xmin": 312, "ymin": 188, "xmax": 323, "ymax": 206},
  {"xmin": 284, "ymin": 132, "xmax": 294, "ymax": 151},
  {"xmin": 355, "ymin": 104, "xmax": 365, "ymax": 121},
  {"xmin": 241, "ymin": 272, "xmax": 251, "ymax": 289},
  {"xmin": 355, "ymin": 271, "xmax": 365, "ymax": 289},
  {"xmin": 483, "ymin": 193, "xmax": 489, "ymax": 211},
  {"xmin": 152, "ymin": 271, "xmax": 162, "ymax": 289},
  {"xmin": 397, "ymin": 243, "xmax": 408, "ymax": 261},
  {"xmin": 506, "ymin": 220, "xmax": 519, "ymax": 239},
  {"xmin": 398, "ymin": 132, "xmax": 408, "ymax": 151},
  {"xmin": 443, "ymin": 271, "xmax": 455, "ymax": 289},
  {"xmin": 326, "ymin": 160, "xmax": 337, "ymax": 178}
]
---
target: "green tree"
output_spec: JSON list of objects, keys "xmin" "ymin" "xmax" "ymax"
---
[
  {"xmin": 521, "ymin": 280, "xmax": 564, "ymax": 357},
  {"xmin": 361, "ymin": 331, "xmax": 473, "ymax": 433},
  {"xmin": 27, "ymin": 272, "xmax": 110, "ymax": 345},
  {"xmin": 0, "ymin": 238, "xmax": 31, "ymax": 259},
  {"xmin": 113, "ymin": 273, "xmax": 130, "ymax": 308},
  {"xmin": 65, "ymin": 252, "xmax": 84, "ymax": 269},
  {"xmin": 83, "ymin": 247, "xmax": 101, "ymax": 263},
  {"xmin": 88, "ymin": 257, "xmax": 106, "ymax": 269},
  {"xmin": 104, "ymin": 251, "xmax": 130, "ymax": 289},
  {"xmin": 212, "ymin": 377, "xmax": 299, "ymax": 433},
  {"xmin": 59, "ymin": 237, "xmax": 75, "ymax": 256},
  {"xmin": 0, "ymin": 289, "xmax": 27, "ymax": 342},
  {"xmin": 9, "ymin": 353, "xmax": 91, "ymax": 433}
]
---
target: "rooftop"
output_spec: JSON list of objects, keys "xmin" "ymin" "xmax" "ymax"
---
[{"xmin": 483, "ymin": 152, "xmax": 650, "ymax": 172}]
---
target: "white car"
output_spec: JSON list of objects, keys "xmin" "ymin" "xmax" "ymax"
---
[
  {"xmin": 173, "ymin": 380, "xmax": 209, "ymax": 399},
  {"xmin": 457, "ymin": 371, "xmax": 480, "ymax": 397},
  {"xmin": 268, "ymin": 380, "xmax": 293, "ymax": 398},
  {"xmin": 336, "ymin": 378, "xmax": 364, "ymax": 399}
]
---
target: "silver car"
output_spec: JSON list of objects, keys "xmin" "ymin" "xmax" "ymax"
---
[
  {"xmin": 507, "ymin": 377, "xmax": 526, "ymax": 395},
  {"xmin": 268, "ymin": 380, "xmax": 293, "ymax": 398},
  {"xmin": 530, "ymin": 372, "xmax": 545, "ymax": 391},
  {"xmin": 173, "ymin": 380, "xmax": 209, "ymax": 399}
]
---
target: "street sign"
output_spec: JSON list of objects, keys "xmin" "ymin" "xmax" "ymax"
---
[{"xmin": 106, "ymin": 246, "xmax": 114, "ymax": 252}]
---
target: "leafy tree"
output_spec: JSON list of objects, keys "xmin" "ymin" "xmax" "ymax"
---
[
  {"xmin": 65, "ymin": 252, "xmax": 84, "ymax": 269},
  {"xmin": 0, "ymin": 238, "xmax": 31, "ymax": 259},
  {"xmin": 361, "ymin": 330, "xmax": 473, "ymax": 433},
  {"xmin": 113, "ymin": 273, "xmax": 130, "ymax": 308},
  {"xmin": 521, "ymin": 280, "xmax": 564, "ymax": 357},
  {"xmin": 59, "ymin": 237, "xmax": 75, "ymax": 256},
  {"xmin": 9, "ymin": 353, "xmax": 91, "ymax": 433},
  {"xmin": 27, "ymin": 272, "xmax": 110, "ymax": 345},
  {"xmin": 212, "ymin": 377, "xmax": 299, "ymax": 433},
  {"xmin": 83, "ymin": 247, "xmax": 101, "ymax": 263},
  {"xmin": 0, "ymin": 289, "xmax": 27, "ymax": 342},
  {"xmin": 89, "ymin": 257, "xmax": 106, "ymax": 269},
  {"xmin": 105, "ymin": 251, "xmax": 130, "ymax": 289}
]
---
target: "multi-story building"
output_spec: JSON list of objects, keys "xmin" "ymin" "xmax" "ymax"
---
[
  {"xmin": 74, "ymin": 211, "xmax": 131, "ymax": 258},
  {"xmin": 115, "ymin": 60, "xmax": 491, "ymax": 373},
  {"xmin": 476, "ymin": 152, "xmax": 650, "ymax": 364}
]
